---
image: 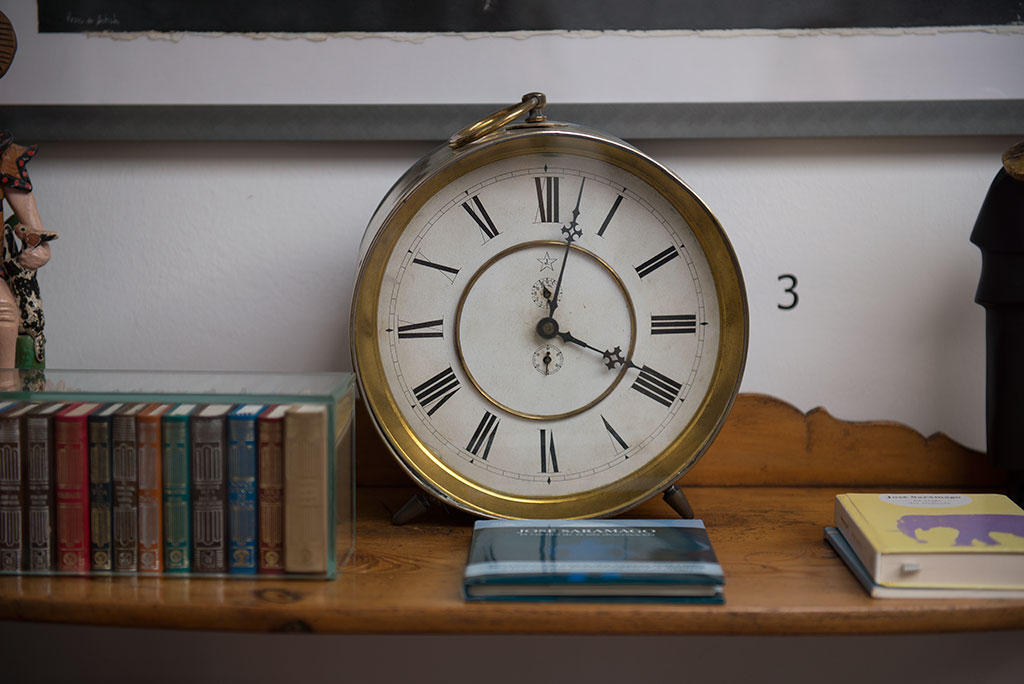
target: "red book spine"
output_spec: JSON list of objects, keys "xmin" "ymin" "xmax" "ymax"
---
[
  {"xmin": 55, "ymin": 403, "xmax": 99, "ymax": 573},
  {"xmin": 257, "ymin": 406, "xmax": 286, "ymax": 574}
]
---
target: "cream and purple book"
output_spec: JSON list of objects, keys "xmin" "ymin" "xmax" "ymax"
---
[{"xmin": 834, "ymin": 493, "xmax": 1024, "ymax": 590}]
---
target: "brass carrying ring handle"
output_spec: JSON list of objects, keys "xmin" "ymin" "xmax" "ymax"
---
[{"xmin": 448, "ymin": 92, "xmax": 547, "ymax": 150}]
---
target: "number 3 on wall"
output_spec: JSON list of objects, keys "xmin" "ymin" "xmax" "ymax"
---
[{"xmin": 778, "ymin": 274, "xmax": 798, "ymax": 310}]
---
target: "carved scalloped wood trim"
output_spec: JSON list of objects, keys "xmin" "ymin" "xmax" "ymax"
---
[
  {"xmin": 355, "ymin": 393, "xmax": 1006, "ymax": 489},
  {"xmin": 685, "ymin": 393, "xmax": 1003, "ymax": 488}
]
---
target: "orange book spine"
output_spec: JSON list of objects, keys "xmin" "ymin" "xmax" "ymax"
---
[{"xmin": 137, "ymin": 404, "xmax": 170, "ymax": 573}]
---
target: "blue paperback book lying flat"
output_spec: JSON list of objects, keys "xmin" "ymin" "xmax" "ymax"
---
[{"xmin": 463, "ymin": 519, "xmax": 724, "ymax": 602}]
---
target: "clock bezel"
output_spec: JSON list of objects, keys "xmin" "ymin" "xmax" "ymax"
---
[{"xmin": 352, "ymin": 124, "xmax": 748, "ymax": 519}]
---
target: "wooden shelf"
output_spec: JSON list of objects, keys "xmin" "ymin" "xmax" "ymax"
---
[{"xmin": 2, "ymin": 394, "xmax": 1022, "ymax": 635}]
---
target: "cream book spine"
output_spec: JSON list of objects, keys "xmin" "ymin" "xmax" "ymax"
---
[{"xmin": 284, "ymin": 405, "xmax": 328, "ymax": 574}]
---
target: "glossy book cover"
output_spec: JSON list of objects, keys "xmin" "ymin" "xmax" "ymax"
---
[{"xmin": 464, "ymin": 519, "xmax": 724, "ymax": 602}]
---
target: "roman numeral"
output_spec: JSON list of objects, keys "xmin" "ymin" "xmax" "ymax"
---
[
  {"xmin": 635, "ymin": 245, "xmax": 680, "ymax": 279},
  {"xmin": 462, "ymin": 196, "xmax": 499, "ymax": 241},
  {"xmin": 601, "ymin": 415, "xmax": 629, "ymax": 453},
  {"xmin": 466, "ymin": 411, "xmax": 500, "ymax": 460},
  {"xmin": 651, "ymin": 314, "xmax": 696, "ymax": 335},
  {"xmin": 412, "ymin": 366, "xmax": 460, "ymax": 416},
  {"xmin": 539, "ymin": 429, "xmax": 558, "ymax": 473},
  {"xmin": 631, "ymin": 365, "xmax": 683, "ymax": 408},
  {"xmin": 535, "ymin": 176, "xmax": 559, "ymax": 223},
  {"xmin": 397, "ymin": 319, "xmax": 444, "ymax": 339},
  {"xmin": 412, "ymin": 255, "xmax": 460, "ymax": 283},
  {"xmin": 596, "ymin": 195, "xmax": 624, "ymax": 237}
]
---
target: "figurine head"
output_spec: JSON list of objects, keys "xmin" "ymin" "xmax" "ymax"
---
[
  {"xmin": 1005, "ymin": 141, "xmax": 1024, "ymax": 183},
  {"xmin": 0, "ymin": 11, "xmax": 14, "ymax": 80}
]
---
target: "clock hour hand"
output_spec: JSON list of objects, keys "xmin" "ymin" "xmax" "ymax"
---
[
  {"xmin": 598, "ymin": 345, "xmax": 640, "ymax": 371},
  {"xmin": 547, "ymin": 178, "xmax": 586, "ymax": 318},
  {"xmin": 555, "ymin": 328, "xmax": 603, "ymax": 356},
  {"xmin": 536, "ymin": 317, "xmax": 637, "ymax": 371}
]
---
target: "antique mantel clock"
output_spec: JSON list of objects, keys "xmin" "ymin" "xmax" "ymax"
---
[{"xmin": 352, "ymin": 93, "xmax": 747, "ymax": 521}]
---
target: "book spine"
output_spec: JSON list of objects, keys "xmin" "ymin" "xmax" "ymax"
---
[
  {"xmin": 87, "ymin": 412, "xmax": 114, "ymax": 571},
  {"xmin": 55, "ymin": 415, "xmax": 90, "ymax": 572},
  {"xmin": 161, "ymin": 416, "xmax": 190, "ymax": 572},
  {"xmin": 112, "ymin": 413, "xmax": 138, "ymax": 572},
  {"xmin": 227, "ymin": 415, "xmax": 258, "ymax": 574},
  {"xmin": 257, "ymin": 413, "xmax": 284, "ymax": 574},
  {"xmin": 192, "ymin": 414, "xmax": 227, "ymax": 573},
  {"xmin": 834, "ymin": 496, "xmax": 883, "ymax": 579},
  {"xmin": 284, "ymin": 408, "xmax": 328, "ymax": 574},
  {"xmin": 0, "ymin": 414, "xmax": 23, "ymax": 570},
  {"xmin": 136, "ymin": 414, "xmax": 162, "ymax": 573},
  {"xmin": 23, "ymin": 412, "xmax": 56, "ymax": 571}
]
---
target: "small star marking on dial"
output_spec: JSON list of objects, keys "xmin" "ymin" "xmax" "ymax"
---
[{"xmin": 537, "ymin": 252, "xmax": 558, "ymax": 271}]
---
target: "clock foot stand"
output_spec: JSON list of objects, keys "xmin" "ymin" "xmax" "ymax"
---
[
  {"xmin": 391, "ymin": 492, "xmax": 472, "ymax": 525},
  {"xmin": 662, "ymin": 485, "xmax": 696, "ymax": 519},
  {"xmin": 392, "ymin": 493, "xmax": 434, "ymax": 525}
]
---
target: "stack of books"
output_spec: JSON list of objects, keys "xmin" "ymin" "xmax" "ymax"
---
[
  {"xmin": 463, "ymin": 519, "xmax": 725, "ymax": 602},
  {"xmin": 0, "ymin": 400, "xmax": 341, "ymax": 577},
  {"xmin": 827, "ymin": 493, "xmax": 1024, "ymax": 598}
]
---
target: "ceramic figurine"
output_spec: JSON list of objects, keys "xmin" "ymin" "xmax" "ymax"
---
[
  {"xmin": 0, "ymin": 11, "xmax": 58, "ymax": 369},
  {"xmin": 971, "ymin": 141, "xmax": 1024, "ymax": 506}
]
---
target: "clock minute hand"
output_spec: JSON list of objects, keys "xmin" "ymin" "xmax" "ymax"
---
[{"xmin": 547, "ymin": 177, "xmax": 586, "ymax": 318}]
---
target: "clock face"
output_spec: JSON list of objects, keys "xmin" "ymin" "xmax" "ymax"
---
[{"xmin": 354, "ymin": 132, "xmax": 746, "ymax": 518}]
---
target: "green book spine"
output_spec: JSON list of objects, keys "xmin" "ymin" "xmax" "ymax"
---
[
  {"xmin": 161, "ymin": 407, "xmax": 192, "ymax": 573},
  {"xmin": 86, "ymin": 406, "xmax": 116, "ymax": 571}
]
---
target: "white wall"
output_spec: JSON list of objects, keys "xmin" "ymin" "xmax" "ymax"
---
[{"xmin": 25, "ymin": 134, "xmax": 1014, "ymax": 452}]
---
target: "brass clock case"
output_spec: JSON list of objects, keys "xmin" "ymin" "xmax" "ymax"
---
[{"xmin": 352, "ymin": 111, "xmax": 748, "ymax": 520}]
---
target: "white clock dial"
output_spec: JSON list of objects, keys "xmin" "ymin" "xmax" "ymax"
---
[{"xmin": 376, "ymin": 152, "xmax": 721, "ymax": 500}]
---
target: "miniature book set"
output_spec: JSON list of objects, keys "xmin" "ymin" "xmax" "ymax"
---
[{"xmin": 0, "ymin": 371, "xmax": 355, "ymax": 579}]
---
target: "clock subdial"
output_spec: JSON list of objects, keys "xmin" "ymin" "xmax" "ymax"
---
[
  {"xmin": 531, "ymin": 277, "xmax": 559, "ymax": 308},
  {"xmin": 532, "ymin": 343, "xmax": 564, "ymax": 375},
  {"xmin": 455, "ymin": 240, "xmax": 636, "ymax": 420}
]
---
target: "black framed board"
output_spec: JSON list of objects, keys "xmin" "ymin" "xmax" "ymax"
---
[{"xmin": 38, "ymin": 0, "xmax": 1024, "ymax": 34}]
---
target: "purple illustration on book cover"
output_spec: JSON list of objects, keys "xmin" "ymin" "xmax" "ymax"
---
[{"xmin": 897, "ymin": 514, "xmax": 1024, "ymax": 546}]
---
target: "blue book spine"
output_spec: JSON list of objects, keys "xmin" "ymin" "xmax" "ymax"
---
[
  {"xmin": 87, "ymin": 404, "xmax": 120, "ymax": 571},
  {"xmin": 227, "ymin": 405, "xmax": 264, "ymax": 575},
  {"xmin": 161, "ymin": 405, "xmax": 193, "ymax": 573}
]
